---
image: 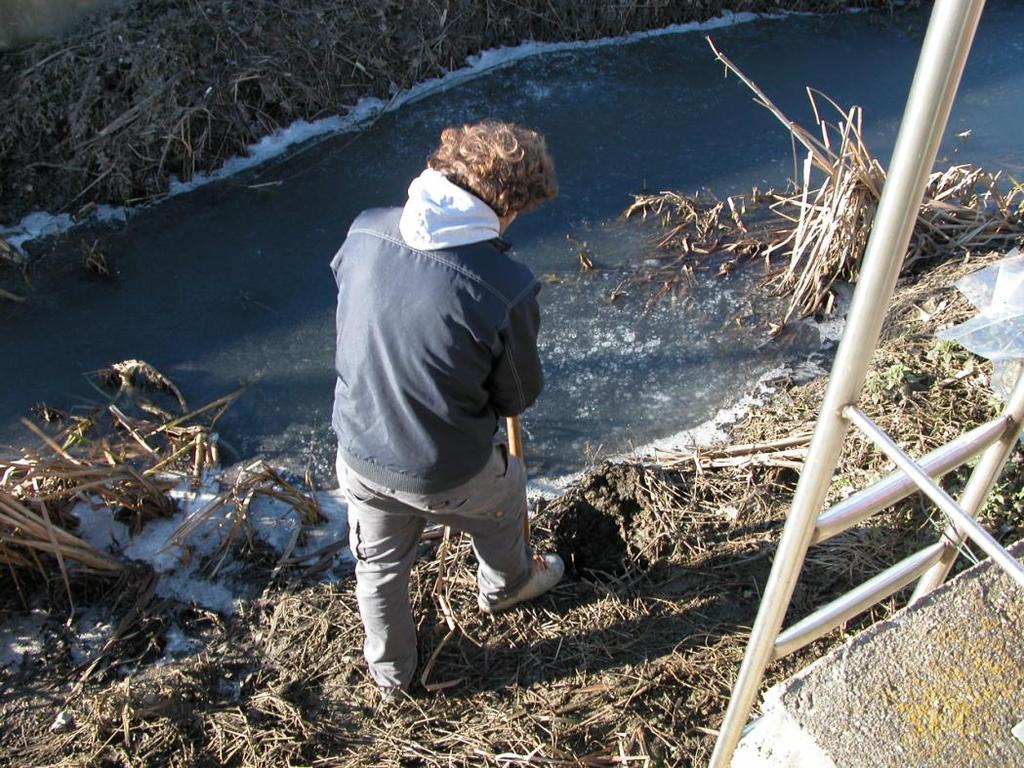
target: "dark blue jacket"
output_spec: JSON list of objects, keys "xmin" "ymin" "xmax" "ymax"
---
[{"xmin": 331, "ymin": 207, "xmax": 543, "ymax": 493}]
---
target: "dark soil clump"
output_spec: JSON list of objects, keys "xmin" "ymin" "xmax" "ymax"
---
[
  {"xmin": 551, "ymin": 462, "xmax": 680, "ymax": 574},
  {"xmin": 551, "ymin": 463, "xmax": 638, "ymax": 573}
]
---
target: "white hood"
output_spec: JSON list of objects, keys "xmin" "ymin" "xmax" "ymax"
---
[{"xmin": 399, "ymin": 168, "xmax": 500, "ymax": 251}]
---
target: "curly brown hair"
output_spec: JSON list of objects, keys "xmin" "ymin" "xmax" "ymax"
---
[{"xmin": 427, "ymin": 121, "xmax": 558, "ymax": 218}]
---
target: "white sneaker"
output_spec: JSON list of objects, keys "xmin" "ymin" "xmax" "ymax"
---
[
  {"xmin": 378, "ymin": 686, "xmax": 402, "ymax": 705},
  {"xmin": 478, "ymin": 553, "xmax": 565, "ymax": 614}
]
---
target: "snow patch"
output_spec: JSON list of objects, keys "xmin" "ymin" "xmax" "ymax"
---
[
  {"xmin": 1, "ymin": 211, "xmax": 73, "ymax": 251},
  {"xmin": 69, "ymin": 612, "xmax": 113, "ymax": 666},
  {"xmin": 74, "ymin": 479, "xmax": 246, "ymax": 614},
  {"xmin": 811, "ymin": 282, "xmax": 854, "ymax": 343},
  {"xmin": 123, "ymin": 483, "xmax": 225, "ymax": 573},
  {"xmin": 70, "ymin": 473, "xmax": 352, "ymax": 616},
  {"xmin": 157, "ymin": 569, "xmax": 241, "ymax": 616},
  {"xmin": 162, "ymin": 623, "xmax": 202, "ymax": 660},
  {"xmin": 0, "ymin": 609, "xmax": 47, "ymax": 669},
  {"xmin": 72, "ymin": 503, "xmax": 131, "ymax": 553},
  {"xmin": 248, "ymin": 487, "xmax": 352, "ymax": 580},
  {"xmin": 166, "ymin": 115, "xmax": 349, "ymax": 196}
]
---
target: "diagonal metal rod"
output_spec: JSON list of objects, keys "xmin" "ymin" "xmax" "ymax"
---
[
  {"xmin": 772, "ymin": 542, "xmax": 945, "ymax": 660},
  {"xmin": 708, "ymin": 3, "xmax": 986, "ymax": 765},
  {"xmin": 811, "ymin": 415, "xmax": 1009, "ymax": 544},
  {"xmin": 844, "ymin": 405, "xmax": 1024, "ymax": 589},
  {"xmin": 911, "ymin": 363, "xmax": 1024, "ymax": 601}
]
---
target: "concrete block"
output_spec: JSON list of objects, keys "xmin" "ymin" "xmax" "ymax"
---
[{"xmin": 734, "ymin": 541, "xmax": 1024, "ymax": 767}]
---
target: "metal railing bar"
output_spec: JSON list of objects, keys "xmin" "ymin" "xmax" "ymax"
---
[
  {"xmin": 912, "ymin": 364, "xmax": 1024, "ymax": 601},
  {"xmin": 772, "ymin": 542, "xmax": 945, "ymax": 660},
  {"xmin": 844, "ymin": 405, "xmax": 1024, "ymax": 589},
  {"xmin": 707, "ymin": 4, "xmax": 986, "ymax": 764},
  {"xmin": 812, "ymin": 415, "xmax": 1010, "ymax": 544}
]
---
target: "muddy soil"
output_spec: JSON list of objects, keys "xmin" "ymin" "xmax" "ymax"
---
[{"xmin": 550, "ymin": 462, "xmax": 678, "ymax": 574}]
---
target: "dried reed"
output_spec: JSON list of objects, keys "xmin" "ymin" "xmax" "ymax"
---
[
  {"xmin": 0, "ymin": 489, "xmax": 121, "ymax": 574},
  {"xmin": 1, "ymin": 354, "xmax": 335, "ymax": 616},
  {"xmin": 0, "ymin": 360, "xmax": 237, "ymax": 594},
  {"xmin": 624, "ymin": 40, "xmax": 1024, "ymax": 327}
]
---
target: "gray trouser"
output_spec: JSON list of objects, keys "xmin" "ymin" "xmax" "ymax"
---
[{"xmin": 337, "ymin": 444, "xmax": 532, "ymax": 691}]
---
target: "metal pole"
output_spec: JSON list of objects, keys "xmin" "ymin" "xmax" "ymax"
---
[
  {"xmin": 708, "ymin": 3, "xmax": 986, "ymax": 765},
  {"xmin": 911, "ymin": 363, "xmax": 1024, "ymax": 601},
  {"xmin": 772, "ymin": 542, "xmax": 945, "ymax": 660}
]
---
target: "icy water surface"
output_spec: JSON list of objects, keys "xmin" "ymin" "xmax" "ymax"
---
[{"xmin": 3, "ymin": 3, "xmax": 1024, "ymax": 481}]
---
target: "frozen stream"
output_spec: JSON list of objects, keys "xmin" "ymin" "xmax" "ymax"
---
[{"xmin": 3, "ymin": 3, "xmax": 1024, "ymax": 483}]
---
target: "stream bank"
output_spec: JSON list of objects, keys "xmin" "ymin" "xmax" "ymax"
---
[
  {"xmin": 2, "ymin": 4, "xmax": 1023, "ymax": 762},
  {"xmin": 0, "ymin": 0, "xmax": 902, "ymax": 231},
  {"xmin": 1, "ymin": 247, "xmax": 1020, "ymax": 767}
]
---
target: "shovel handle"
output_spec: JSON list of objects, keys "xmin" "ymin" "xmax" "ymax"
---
[
  {"xmin": 506, "ymin": 416, "xmax": 530, "ymax": 542},
  {"xmin": 507, "ymin": 415, "xmax": 524, "ymax": 460}
]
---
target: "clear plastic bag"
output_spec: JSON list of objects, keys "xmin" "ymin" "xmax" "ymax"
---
[{"xmin": 938, "ymin": 248, "xmax": 1024, "ymax": 402}]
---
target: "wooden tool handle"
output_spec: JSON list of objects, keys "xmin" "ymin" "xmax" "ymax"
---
[
  {"xmin": 507, "ymin": 415, "xmax": 524, "ymax": 459},
  {"xmin": 506, "ymin": 416, "xmax": 530, "ymax": 541}
]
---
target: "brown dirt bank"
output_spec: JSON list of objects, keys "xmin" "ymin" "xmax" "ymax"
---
[{"xmin": 0, "ymin": 0, "xmax": 902, "ymax": 231}]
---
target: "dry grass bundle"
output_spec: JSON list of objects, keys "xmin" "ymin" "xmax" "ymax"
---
[
  {"xmin": 98, "ymin": 358, "xmax": 189, "ymax": 416},
  {"xmin": 0, "ymin": 235, "xmax": 20, "ymax": 263},
  {"xmin": 163, "ymin": 458, "xmax": 326, "ymax": 581},
  {"xmin": 0, "ymin": 488, "xmax": 122, "ymax": 590},
  {"xmin": 619, "ymin": 191, "xmax": 756, "ymax": 310},
  {"xmin": 6, "ymin": 456, "xmax": 176, "ymax": 532},
  {"xmin": 0, "ymin": 360, "xmax": 243, "ymax": 595},
  {"xmin": 625, "ymin": 40, "xmax": 1024, "ymax": 328},
  {"xmin": 0, "ymin": 434, "xmax": 174, "ymax": 593},
  {"xmin": 1, "ymin": 356, "xmax": 337, "ymax": 612},
  {"xmin": 232, "ymin": 461, "xmax": 324, "ymax": 527},
  {"xmin": 16, "ymin": 454, "xmax": 911, "ymax": 767},
  {"xmin": 655, "ymin": 432, "xmax": 812, "ymax": 473}
]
